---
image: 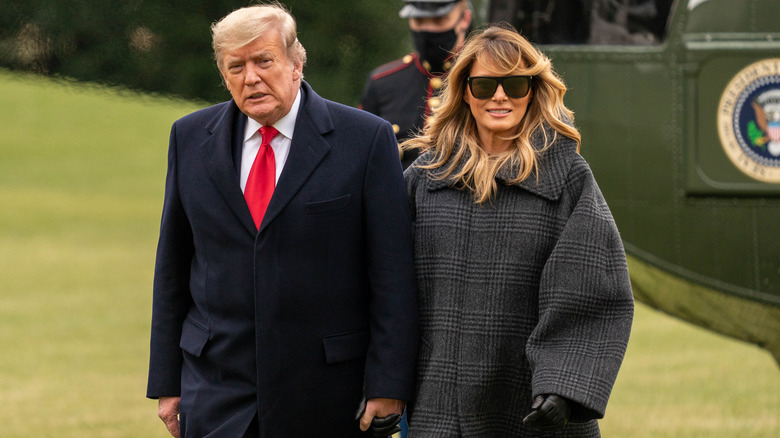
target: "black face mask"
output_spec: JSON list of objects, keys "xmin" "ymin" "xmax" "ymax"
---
[{"xmin": 411, "ymin": 27, "xmax": 458, "ymax": 73}]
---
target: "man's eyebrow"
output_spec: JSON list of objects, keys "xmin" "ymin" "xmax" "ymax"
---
[
  {"xmin": 226, "ymin": 50, "xmax": 273, "ymax": 60},
  {"xmin": 251, "ymin": 50, "xmax": 276, "ymax": 59}
]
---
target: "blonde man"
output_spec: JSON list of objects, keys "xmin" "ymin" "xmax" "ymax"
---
[{"xmin": 147, "ymin": 4, "xmax": 418, "ymax": 437}]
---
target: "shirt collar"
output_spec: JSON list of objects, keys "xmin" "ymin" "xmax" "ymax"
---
[{"xmin": 243, "ymin": 87, "xmax": 302, "ymax": 142}]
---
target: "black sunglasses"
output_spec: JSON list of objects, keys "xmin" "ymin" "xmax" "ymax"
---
[{"xmin": 467, "ymin": 75, "xmax": 533, "ymax": 99}]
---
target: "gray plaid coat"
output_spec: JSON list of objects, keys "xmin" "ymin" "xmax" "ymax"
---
[{"xmin": 404, "ymin": 133, "xmax": 634, "ymax": 437}]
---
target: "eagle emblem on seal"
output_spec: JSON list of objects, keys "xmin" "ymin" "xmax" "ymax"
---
[
  {"xmin": 717, "ymin": 58, "xmax": 780, "ymax": 183},
  {"xmin": 750, "ymin": 90, "xmax": 780, "ymax": 157}
]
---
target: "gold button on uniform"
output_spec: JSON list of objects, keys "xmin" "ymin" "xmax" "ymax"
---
[
  {"xmin": 430, "ymin": 78, "xmax": 443, "ymax": 89},
  {"xmin": 429, "ymin": 97, "xmax": 441, "ymax": 109},
  {"xmin": 392, "ymin": 124, "xmax": 400, "ymax": 134},
  {"xmin": 402, "ymin": 55, "xmax": 413, "ymax": 64}
]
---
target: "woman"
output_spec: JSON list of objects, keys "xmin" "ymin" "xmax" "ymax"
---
[{"xmin": 402, "ymin": 25, "xmax": 634, "ymax": 437}]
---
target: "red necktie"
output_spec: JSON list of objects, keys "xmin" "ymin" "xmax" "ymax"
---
[{"xmin": 245, "ymin": 126, "xmax": 279, "ymax": 229}]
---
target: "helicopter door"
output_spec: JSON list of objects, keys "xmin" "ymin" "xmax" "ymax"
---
[{"xmin": 683, "ymin": 0, "xmax": 780, "ymax": 193}]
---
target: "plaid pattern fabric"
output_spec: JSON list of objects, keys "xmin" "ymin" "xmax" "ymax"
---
[{"xmin": 404, "ymin": 133, "xmax": 634, "ymax": 437}]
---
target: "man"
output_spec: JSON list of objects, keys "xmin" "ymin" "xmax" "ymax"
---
[
  {"xmin": 146, "ymin": 4, "xmax": 418, "ymax": 437},
  {"xmin": 360, "ymin": 0, "xmax": 472, "ymax": 168}
]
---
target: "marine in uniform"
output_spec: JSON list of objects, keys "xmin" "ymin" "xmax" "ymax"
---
[{"xmin": 360, "ymin": 0, "xmax": 472, "ymax": 169}]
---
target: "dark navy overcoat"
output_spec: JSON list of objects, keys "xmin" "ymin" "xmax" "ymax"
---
[{"xmin": 147, "ymin": 82, "xmax": 419, "ymax": 437}]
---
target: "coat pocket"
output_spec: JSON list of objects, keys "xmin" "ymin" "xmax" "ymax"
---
[
  {"xmin": 179, "ymin": 317, "xmax": 209, "ymax": 357},
  {"xmin": 322, "ymin": 329, "xmax": 370, "ymax": 364},
  {"xmin": 305, "ymin": 194, "xmax": 352, "ymax": 215}
]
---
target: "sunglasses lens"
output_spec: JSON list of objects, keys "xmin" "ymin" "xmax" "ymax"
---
[
  {"xmin": 470, "ymin": 78, "xmax": 498, "ymax": 99},
  {"xmin": 503, "ymin": 76, "xmax": 531, "ymax": 98},
  {"xmin": 469, "ymin": 77, "xmax": 531, "ymax": 99}
]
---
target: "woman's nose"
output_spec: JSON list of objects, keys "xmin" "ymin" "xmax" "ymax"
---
[{"xmin": 492, "ymin": 84, "xmax": 507, "ymax": 101}]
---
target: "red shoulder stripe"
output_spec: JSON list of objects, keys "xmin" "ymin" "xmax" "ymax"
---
[{"xmin": 371, "ymin": 53, "xmax": 417, "ymax": 80}]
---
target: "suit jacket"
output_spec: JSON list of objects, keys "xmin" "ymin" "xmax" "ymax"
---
[{"xmin": 147, "ymin": 82, "xmax": 419, "ymax": 437}]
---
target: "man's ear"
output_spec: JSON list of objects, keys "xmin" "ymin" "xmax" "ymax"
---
[
  {"xmin": 460, "ymin": 9, "xmax": 473, "ymax": 33},
  {"xmin": 292, "ymin": 64, "xmax": 302, "ymax": 82}
]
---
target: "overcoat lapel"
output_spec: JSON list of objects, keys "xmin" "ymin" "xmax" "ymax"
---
[
  {"xmin": 197, "ymin": 84, "xmax": 334, "ymax": 236},
  {"xmin": 200, "ymin": 102, "xmax": 258, "ymax": 236},
  {"xmin": 259, "ymin": 83, "xmax": 333, "ymax": 233}
]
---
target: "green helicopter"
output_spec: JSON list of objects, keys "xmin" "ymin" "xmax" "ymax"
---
[{"xmin": 481, "ymin": 0, "xmax": 780, "ymax": 365}]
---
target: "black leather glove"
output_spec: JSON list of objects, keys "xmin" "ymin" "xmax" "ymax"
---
[
  {"xmin": 356, "ymin": 398, "xmax": 403, "ymax": 437},
  {"xmin": 367, "ymin": 413, "xmax": 402, "ymax": 437},
  {"xmin": 522, "ymin": 394, "xmax": 571, "ymax": 430}
]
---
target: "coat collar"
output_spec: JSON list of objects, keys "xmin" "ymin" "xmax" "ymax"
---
[
  {"xmin": 425, "ymin": 126, "xmax": 579, "ymax": 201},
  {"xmin": 259, "ymin": 82, "xmax": 333, "ymax": 234},
  {"xmin": 201, "ymin": 101, "xmax": 254, "ymax": 234},
  {"xmin": 200, "ymin": 81, "xmax": 334, "ymax": 236}
]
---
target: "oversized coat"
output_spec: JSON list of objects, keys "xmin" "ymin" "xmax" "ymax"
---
[
  {"xmin": 147, "ymin": 83, "xmax": 419, "ymax": 437},
  {"xmin": 404, "ymin": 132, "xmax": 634, "ymax": 437}
]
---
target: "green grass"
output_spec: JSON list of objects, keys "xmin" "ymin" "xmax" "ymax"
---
[
  {"xmin": 0, "ymin": 70, "xmax": 201, "ymax": 437},
  {"xmin": 600, "ymin": 304, "xmax": 779, "ymax": 437},
  {"xmin": 0, "ymin": 70, "xmax": 778, "ymax": 437}
]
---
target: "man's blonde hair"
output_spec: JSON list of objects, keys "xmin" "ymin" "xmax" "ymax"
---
[{"xmin": 211, "ymin": 2, "xmax": 307, "ymax": 74}]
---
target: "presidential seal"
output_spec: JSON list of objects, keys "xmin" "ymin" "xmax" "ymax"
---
[{"xmin": 717, "ymin": 58, "xmax": 780, "ymax": 183}]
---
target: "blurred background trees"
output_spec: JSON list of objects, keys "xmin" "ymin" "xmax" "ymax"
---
[{"xmin": 0, "ymin": 0, "xmax": 412, "ymax": 106}]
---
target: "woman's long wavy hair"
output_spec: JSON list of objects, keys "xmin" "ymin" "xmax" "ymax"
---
[{"xmin": 402, "ymin": 24, "xmax": 580, "ymax": 203}]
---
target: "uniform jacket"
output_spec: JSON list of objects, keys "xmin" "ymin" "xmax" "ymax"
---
[
  {"xmin": 360, "ymin": 52, "xmax": 445, "ymax": 168},
  {"xmin": 404, "ymin": 132, "xmax": 634, "ymax": 437},
  {"xmin": 147, "ymin": 82, "xmax": 419, "ymax": 437}
]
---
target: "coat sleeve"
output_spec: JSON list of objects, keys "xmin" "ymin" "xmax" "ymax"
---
[
  {"xmin": 361, "ymin": 120, "xmax": 420, "ymax": 402},
  {"xmin": 146, "ymin": 122, "xmax": 195, "ymax": 399},
  {"xmin": 525, "ymin": 157, "xmax": 634, "ymax": 421}
]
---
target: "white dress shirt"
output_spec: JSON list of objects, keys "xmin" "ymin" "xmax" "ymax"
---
[{"xmin": 239, "ymin": 89, "xmax": 301, "ymax": 192}]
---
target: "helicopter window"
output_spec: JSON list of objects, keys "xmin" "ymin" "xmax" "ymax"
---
[
  {"xmin": 588, "ymin": 0, "xmax": 674, "ymax": 45},
  {"xmin": 503, "ymin": 0, "xmax": 593, "ymax": 44},
  {"xmin": 494, "ymin": 0, "xmax": 674, "ymax": 45}
]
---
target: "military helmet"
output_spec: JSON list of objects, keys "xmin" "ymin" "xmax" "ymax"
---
[{"xmin": 399, "ymin": 0, "xmax": 462, "ymax": 19}]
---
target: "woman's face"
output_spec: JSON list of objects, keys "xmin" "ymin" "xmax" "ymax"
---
[{"xmin": 463, "ymin": 60, "xmax": 532, "ymax": 150}]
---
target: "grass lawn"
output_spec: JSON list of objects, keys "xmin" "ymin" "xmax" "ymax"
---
[
  {"xmin": 0, "ymin": 70, "xmax": 777, "ymax": 437},
  {"xmin": 0, "ymin": 70, "xmax": 201, "ymax": 437},
  {"xmin": 600, "ymin": 304, "xmax": 779, "ymax": 437}
]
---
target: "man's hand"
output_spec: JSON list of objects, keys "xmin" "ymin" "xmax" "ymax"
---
[
  {"xmin": 522, "ymin": 394, "xmax": 571, "ymax": 430},
  {"xmin": 158, "ymin": 396, "xmax": 181, "ymax": 438},
  {"xmin": 358, "ymin": 397, "xmax": 405, "ymax": 437}
]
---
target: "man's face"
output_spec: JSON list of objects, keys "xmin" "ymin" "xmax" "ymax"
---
[
  {"xmin": 221, "ymin": 29, "xmax": 302, "ymax": 126},
  {"xmin": 408, "ymin": 4, "xmax": 471, "ymax": 46}
]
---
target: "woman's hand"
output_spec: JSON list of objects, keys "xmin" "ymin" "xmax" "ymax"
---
[{"xmin": 522, "ymin": 394, "xmax": 571, "ymax": 430}]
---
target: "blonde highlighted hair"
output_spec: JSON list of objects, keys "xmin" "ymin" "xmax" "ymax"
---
[
  {"xmin": 211, "ymin": 2, "xmax": 307, "ymax": 74},
  {"xmin": 402, "ymin": 24, "xmax": 580, "ymax": 203}
]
